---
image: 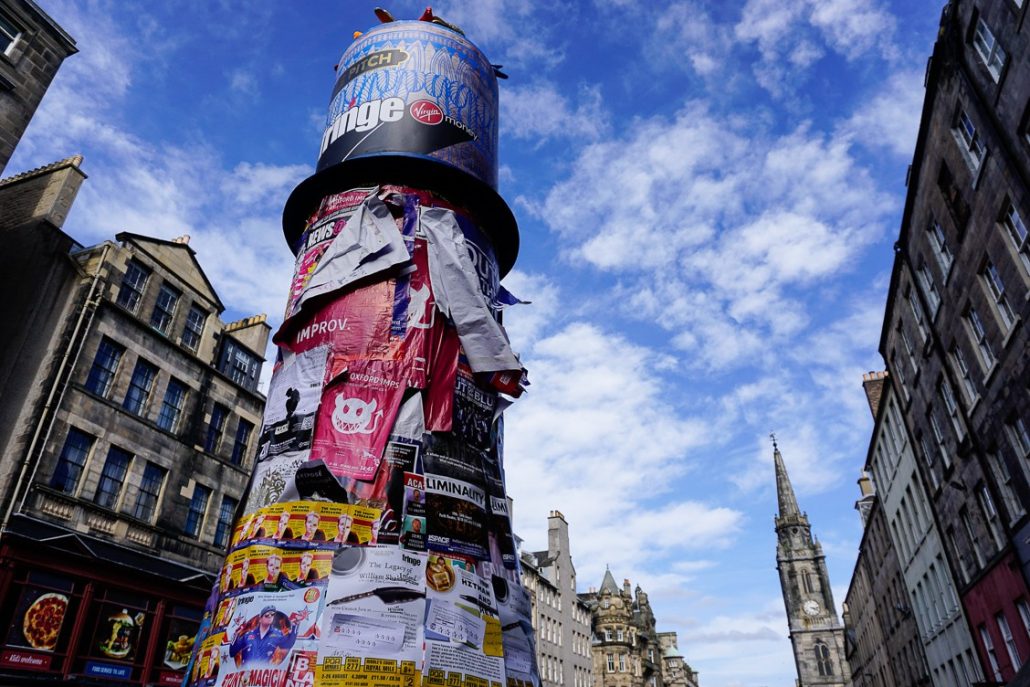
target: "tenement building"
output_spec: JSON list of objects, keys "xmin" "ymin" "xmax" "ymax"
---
[
  {"xmin": 580, "ymin": 570, "xmax": 699, "ymax": 687},
  {"xmin": 773, "ymin": 443, "xmax": 851, "ymax": 686},
  {"xmin": 877, "ymin": 0, "xmax": 1030, "ymax": 682},
  {"xmin": 843, "ymin": 373, "xmax": 935, "ymax": 687},
  {"xmin": 0, "ymin": 158, "xmax": 269, "ymax": 685},
  {"xmin": 520, "ymin": 511, "xmax": 595, "ymax": 687},
  {"xmin": 0, "ymin": 0, "xmax": 76, "ymax": 174},
  {"xmin": 852, "ymin": 372, "xmax": 977, "ymax": 686}
]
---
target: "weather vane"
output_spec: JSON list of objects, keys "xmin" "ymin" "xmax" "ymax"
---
[{"xmin": 769, "ymin": 432, "xmax": 778, "ymax": 450}]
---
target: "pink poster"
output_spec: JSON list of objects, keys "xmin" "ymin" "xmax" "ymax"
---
[{"xmin": 310, "ymin": 360, "xmax": 408, "ymax": 480}]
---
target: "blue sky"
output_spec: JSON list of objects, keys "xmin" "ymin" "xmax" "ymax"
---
[{"xmin": 9, "ymin": 1, "xmax": 944, "ymax": 685}]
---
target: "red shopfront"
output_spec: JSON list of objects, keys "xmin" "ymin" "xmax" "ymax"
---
[{"xmin": 0, "ymin": 516, "xmax": 212, "ymax": 686}]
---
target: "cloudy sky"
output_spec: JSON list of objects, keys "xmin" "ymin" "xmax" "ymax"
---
[{"xmin": 9, "ymin": 1, "xmax": 942, "ymax": 684}]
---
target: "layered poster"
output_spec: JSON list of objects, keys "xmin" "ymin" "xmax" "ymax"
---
[
  {"xmin": 318, "ymin": 547, "xmax": 427, "ymax": 687},
  {"xmin": 424, "ymin": 561, "xmax": 505, "ymax": 687}
]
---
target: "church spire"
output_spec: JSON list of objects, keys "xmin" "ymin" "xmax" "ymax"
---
[{"xmin": 773, "ymin": 438, "xmax": 801, "ymax": 519}]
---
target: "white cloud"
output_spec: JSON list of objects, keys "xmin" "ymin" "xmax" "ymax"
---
[
  {"xmin": 500, "ymin": 82, "xmax": 609, "ymax": 143},
  {"xmin": 505, "ymin": 322, "xmax": 739, "ymax": 570},
  {"xmin": 735, "ymin": 0, "xmax": 898, "ymax": 97},
  {"xmin": 839, "ymin": 67, "xmax": 925, "ymax": 157}
]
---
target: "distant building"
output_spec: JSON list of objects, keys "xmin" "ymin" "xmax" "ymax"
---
[
  {"xmin": 842, "ymin": 373, "xmax": 933, "ymax": 687},
  {"xmin": 877, "ymin": 0, "xmax": 1030, "ymax": 682},
  {"xmin": 773, "ymin": 444, "xmax": 851, "ymax": 686},
  {"xmin": 0, "ymin": 0, "xmax": 76, "ymax": 175},
  {"xmin": 855, "ymin": 373, "xmax": 977, "ymax": 686},
  {"xmin": 520, "ymin": 511, "xmax": 595, "ymax": 687},
  {"xmin": 579, "ymin": 571, "xmax": 699, "ymax": 687},
  {"xmin": 0, "ymin": 157, "xmax": 269, "ymax": 685}
]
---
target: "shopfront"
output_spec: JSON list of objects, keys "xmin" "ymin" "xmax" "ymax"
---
[{"xmin": 0, "ymin": 515, "xmax": 212, "ymax": 686}]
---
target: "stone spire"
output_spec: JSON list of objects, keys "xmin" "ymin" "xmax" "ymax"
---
[
  {"xmin": 600, "ymin": 566, "xmax": 620, "ymax": 595},
  {"xmin": 773, "ymin": 441, "xmax": 801, "ymax": 519}
]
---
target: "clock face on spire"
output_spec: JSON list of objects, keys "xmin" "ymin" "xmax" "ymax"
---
[{"xmin": 803, "ymin": 599, "xmax": 821, "ymax": 616}]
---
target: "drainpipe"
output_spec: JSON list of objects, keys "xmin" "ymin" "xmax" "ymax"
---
[{"xmin": 1, "ymin": 242, "xmax": 111, "ymax": 529}]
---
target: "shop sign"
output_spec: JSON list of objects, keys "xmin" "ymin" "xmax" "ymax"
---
[
  {"xmin": 84, "ymin": 660, "xmax": 132, "ymax": 680},
  {"xmin": 0, "ymin": 648, "xmax": 52, "ymax": 672}
]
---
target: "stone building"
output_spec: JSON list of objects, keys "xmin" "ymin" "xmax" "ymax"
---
[
  {"xmin": 842, "ymin": 374, "xmax": 933, "ymax": 687},
  {"xmin": 0, "ymin": 157, "xmax": 269, "ymax": 684},
  {"xmin": 855, "ymin": 373, "xmax": 977, "ymax": 687},
  {"xmin": 877, "ymin": 0, "xmax": 1030, "ymax": 682},
  {"xmin": 774, "ymin": 444, "xmax": 851, "ymax": 686},
  {"xmin": 580, "ymin": 571, "xmax": 699, "ymax": 687},
  {"xmin": 0, "ymin": 0, "xmax": 76, "ymax": 175},
  {"xmin": 520, "ymin": 511, "xmax": 595, "ymax": 687}
]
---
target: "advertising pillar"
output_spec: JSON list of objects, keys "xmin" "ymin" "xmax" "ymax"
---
[{"xmin": 186, "ymin": 12, "xmax": 539, "ymax": 687}]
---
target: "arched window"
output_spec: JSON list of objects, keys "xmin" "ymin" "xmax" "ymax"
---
[
  {"xmin": 802, "ymin": 569, "xmax": 813, "ymax": 594},
  {"xmin": 814, "ymin": 641, "xmax": 833, "ymax": 676}
]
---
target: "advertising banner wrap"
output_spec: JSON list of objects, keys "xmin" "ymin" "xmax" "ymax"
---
[{"xmin": 190, "ymin": 10, "xmax": 536, "ymax": 687}]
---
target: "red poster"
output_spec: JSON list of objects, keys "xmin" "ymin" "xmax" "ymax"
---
[{"xmin": 310, "ymin": 360, "xmax": 408, "ymax": 480}]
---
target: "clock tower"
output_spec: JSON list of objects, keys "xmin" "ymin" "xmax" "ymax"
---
[{"xmin": 773, "ymin": 441, "xmax": 851, "ymax": 687}]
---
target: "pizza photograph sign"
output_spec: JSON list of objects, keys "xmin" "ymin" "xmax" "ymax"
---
[{"xmin": 4, "ymin": 588, "xmax": 70, "ymax": 654}]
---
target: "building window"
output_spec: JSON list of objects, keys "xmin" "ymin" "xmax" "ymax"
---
[
  {"xmin": 616, "ymin": 629, "xmax": 623, "ymax": 641},
  {"xmin": 965, "ymin": 306, "xmax": 996, "ymax": 370},
  {"xmin": 1002, "ymin": 202, "xmax": 1030, "ymax": 273},
  {"xmin": 218, "ymin": 340, "xmax": 261, "ymax": 392},
  {"xmin": 814, "ymin": 641, "xmax": 833, "ymax": 676},
  {"xmin": 0, "ymin": 12, "xmax": 21, "ymax": 54},
  {"xmin": 213, "ymin": 495, "xmax": 237, "ymax": 548},
  {"xmin": 803, "ymin": 569, "xmax": 813, "ymax": 594},
  {"xmin": 150, "ymin": 282, "xmax": 180, "ymax": 334},
  {"xmin": 938, "ymin": 378, "xmax": 964, "ymax": 439},
  {"xmin": 84, "ymin": 338, "xmax": 124, "ymax": 398},
  {"xmin": 890, "ymin": 348, "xmax": 909, "ymax": 398},
  {"xmin": 205, "ymin": 404, "xmax": 228, "ymax": 454},
  {"xmin": 955, "ymin": 108, "xmax": 987, "ymax": 171},
  {"xmin": 94, "ymin": 446, "xmax": 132, "ymax": 509},
  {"xmin": 133, "ymin": 462, "xmax": 166, "ymax": 522},
  {"xmin": 928, "ymin": 219, "xmax": 954, "ymax": 275},
  {"xmin": 962, "ymin": 508, "xmax": 986, "ymax": 570},
  {"xmin": 606, "ymin": 654, "xmax": 614, "ymax": 672},
  {"xmin": 181, "ymin": 305, "xmax": 206, "ymax": 352},
  {"xmin": 230, "ymin": 419, "xmax": 253, "ymax": 465},
  {"xmin": 917, "ymin": 259, "xmax": 942, "ymax": 314},
  {"xmin": 951, "ymin": 345, "xmax": 978, "ymax": 403},
  {"xmin": 156, "ymin": 378, "xmax": 188, "ymax": 432},
  {"xmin": 50, "ymin": 428, "xmax": 94, "ymax": 493},
  {"xmin": 981, "ymin": 260, "xmax": 1015, "ymax": 331},
  {"xmin": 618, "ymin": 655, "xmax": 626, "ymax": 672},
  {"xmin": 601, "ymin": 599, "xmax": 610, "ymax": 609},
  {"xmin": 979, "ymin": 485, "xmax": 1005, "ymax": 551},
  {"xmin": 604, "ymin": 630, "xmax": 611, "ymax": 641},
  {"xmin": 998, "ymin": 613, "xmax": 1023, "ymax": 671},
  {"xmin": 1008, "ymin": 417, "xmax": 1030, "ymax": 461},
  {"xmin": 123, "ymin": 359, "xmax": 157, "ymax": 416},
  {"xmin": 987, "ymin": 452, "xmax": 1025, "ymax": 524},
  {"xmin": 1016, "ymin": 599, "xmax": 1030, "ymax": 642},
  {"xmin": 908, "ymin": 291, "xmax": 928, "ymax": 342},
  {"xmin": 973, "ymin": 16, "xmax": 1007, "ymax": 82},
  {"xmin": 980, "ymin": 625, "xmax": 1004, "ymax": 681},
  {"xmin": 184, "ymin": 484, "xmax": 211, "ymax": 538},
  {"xmin": 947, "ymin": 527, "xmax": 970, "ymax": 583},
  {"xmin": 116, "ymin": 261, "xmax": 150, "ymax": 313},
  {"xmin": 928, "ymin": 409, "xmax": 951, "ymax": 468}
]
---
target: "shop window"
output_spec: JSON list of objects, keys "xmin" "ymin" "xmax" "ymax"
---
[{"xmin": 2, "ymin": 570, "xmax": 78, "ymax": 670}]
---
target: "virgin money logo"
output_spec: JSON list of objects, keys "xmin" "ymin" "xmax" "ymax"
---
[{"xmin": 410, "ymin": 100, "xmax": 443, "ymax": 125}]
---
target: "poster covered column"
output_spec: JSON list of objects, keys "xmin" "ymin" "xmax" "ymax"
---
[{"xmin": 186, "ymin": 11, "xmax": 539, "ymax": 687}]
